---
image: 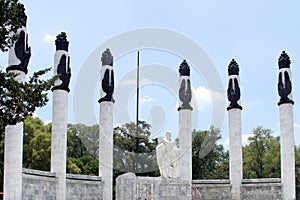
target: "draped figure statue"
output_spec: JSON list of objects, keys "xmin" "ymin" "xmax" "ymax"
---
[{"xmin": 156, "ymin": 131, "xmax": 181, "ymax": 178}]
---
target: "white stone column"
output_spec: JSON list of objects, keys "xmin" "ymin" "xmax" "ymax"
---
[
  {"xmin": 51, "ymin": 32, "xmax": 71, "ymax": 200},
  {"xmin": 277, "ymin": 51, "xmax": 296, "ymax": 200},
  {"xmin": 279, "ymin": 104, "xmax": 295, "ymax": 200},
  {"xmin": 4, "ymin": 22, "xmax": 30, "ymax": 199},
  {"xmin": 177, "ymin": 60, "xmax": 192, "ymax": 182},
  {"xmin": 51, "ymin": 90, "xmax": 68, "ymax": 199},
  {"xmin": 99, "ymin": 102, "xmax": 114, "ymax": 200},
  {"xmin": 228, "ymin": 109, "xmax": 242, "ymax": 200},
  {"xmin": 4, "ymin": 122, "xmax": 23, "ymax": 200},
  {"xmin": 227, "ymin": 59, "xmax": 242, "ymax": 200},
  {"xmin": 99, "ymin": 48, "xmax": 114, "ymax": 200},
  {"xmin": 179, "ymin": 109, "xmax": 192, "ymax": 181}
]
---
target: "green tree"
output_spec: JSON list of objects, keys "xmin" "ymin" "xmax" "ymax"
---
[
  {"xmin": 67, "ymin": 123, "xmax": 99, "ymax": 158},
  {"xmin": 23, "ymin": 116, "xmax": 51, "ymax": 170},
  {"xmin": 295, "ymin": 146, "xmax": 300, "ymax": 199},
  {"xmin": 113, "ymin": 121, "xmax": 159, "ymax": 199},
  {"xmin": 243, "ymin": 126, "xmax": 280, "ymax": 179},
  {"xmin": 0, "ymin": 1, "xmax": 57, "ymax": 137},
  {"xmin": 66, "ymin": 123, "xmax": 99, "ymax": 175},
  {"xmin": 1, "ymin": 116, "xmax": 52, "ymax": 190},
  {"xmin": 113, "ymin": 121, "xmax": 158, "ymax": 176},
  {"xmin": 0, "ymin": 0, "xmax": 25, "ymax": 52},
  {"xmin": 0, "ymin": 66, "xmax": 56, "ymax": 136},
  {"xmin": 192, "ymin": 126, "xmax": 229, "ymax": 179},
  {"xmin": 0, "ymin": 2, "xmax": 57, "ymax": 189}
]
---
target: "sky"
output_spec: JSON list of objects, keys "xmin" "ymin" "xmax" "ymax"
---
[{"xmin": 1, "ymin": 0, "xmax": 300, "ymax": 147}]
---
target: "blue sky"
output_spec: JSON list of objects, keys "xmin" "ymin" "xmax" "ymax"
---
[{"xmin": 1, "ymin": 0, "xmax": 300, "ymax": 147}]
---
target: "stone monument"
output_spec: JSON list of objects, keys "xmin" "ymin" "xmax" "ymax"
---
[
  {"xmin": 227, "ymin": 59, "xmax": 243, "ymax": 200},
  {"xmin": 51, "ymin": 32, "xmax": 71, "ymax": 200},
  {"xmin": 116, "ymin": 60, "xmax": 193, "ymax": 200},
  {"xmin": 4, "ymin": 4, "xmax": 30, "ymax": 199},
  {"xmin": 99, "ymin": 48, "xmax": 114, "ymax": 200},
  {"xmin": 156, "ymin": 131, "xmax": 181, "ymax": 178},
  {"xmin": 177, "ymin": 60, "xmax": 193, "ymax": 182},
  {"xmin": 277, "ymin": 51, "xmax": 296, "ymax": 200}
]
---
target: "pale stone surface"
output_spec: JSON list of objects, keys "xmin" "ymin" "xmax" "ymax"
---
[
  {"xmin": 8, "ymin": 27, "xmax": 29, "ymax": 67},
  {"xmin": 116, "ymin": 173, "xmax": 137, "ymax": 200},
  {"xmin": 241, "ymin": 182, "xmax": 282, "ymax": 200},
  {"xmin": 53, "ymin": 50, "xmax": 70, "ymax": 86},
  {"xmin": 192, "ymin": 182, "xmax": 231, "ymax": 200},
  {"xmin": 22, "ymin": 169, "xmax": 56, "ymax": 200},
  {"xmin": 156, "ymin": 131, "xmax": 181, "ymax": 178},
  {"xmin": 192, "ymin": 179, "xmax": 282, "ymax": 200},
  {"xmin": 99, "ymin": 101, "xmax": 113, "ymax": 200},
  {"xmin": 22, "ymin": 169, "xmax": 104, "ymax": 200},
  {"xmin": 7, "ymin": 70, "xmax": 26, "ymax": 82},
  {"xmin": 228, "ymin": 108, "xmax": 242, "ymax": 200},
  {"xmin": 179, "ymin": 109, "xmax": 192, "ymax": 182},
  {"xmin": 279, "ymin": 103, "xmax": 296, "ymax": 200},
  {"xmin": 4, "ymin": 70, "xmax": 25, "ymax": 200},
  {"xmin": 4, "ymin": 123, "xmax": 23, "ymax": 200},
  {"xmin": 66, "ymin": 174, "xmax": 104, "ymax": 200},
  {"xmin": 51, "ymin": 89, "xmax": 68, "ymax": 200},
  {"xmin": 116, "ymin": 173, "xmax": 191, "ymax": 200}
]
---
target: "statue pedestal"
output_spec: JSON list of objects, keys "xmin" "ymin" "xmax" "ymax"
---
[{"xmin": 116, "ymin": 173, "xmax": 191, "ymax": 200}]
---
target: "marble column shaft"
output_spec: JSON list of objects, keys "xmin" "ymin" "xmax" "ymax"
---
[
  {"xmin": 280, "ymin": 104, "xmax": 295, "ymax": 200},
  {"xmin": 228, "ymin": 108, "xmax": 242, "ymax": 200},
  {"xmin": 4, "ymin": 26, "xmax": 28, "ymax": 199},
  {"xmin": 99, "ymin": 101, "xmax": 113, "ymax": 200},
  {"xmin": 51, "ymin": 89, "xmax": 68, "ymax": 200}
]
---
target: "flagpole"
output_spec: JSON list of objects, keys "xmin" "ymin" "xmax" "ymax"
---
[{"xmin": 135, "ymin": 51, "xmax": 140, "ymax": 172}]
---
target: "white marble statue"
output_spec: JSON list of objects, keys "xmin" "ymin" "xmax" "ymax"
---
[{"xmin": 156, "ymin": 131, "xmax": 181, "ymax": 178}]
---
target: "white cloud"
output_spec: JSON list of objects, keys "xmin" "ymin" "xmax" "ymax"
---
[
  {"xmin": 242, "ymin": 133, "xmax": 254, "ymax": 145},
  {"xmin": 43, "ymin": 34, "xmax": 56, "ymax": 44},
  {"xmin": 294, "ymin": 123, "xmax": 300, "ymax": 129},
  {"xmin": 119, "ymin": 78, "xmax": 151, "ymax": 86},
  {"xmin": 32, "ymin": 112, "xmax": 38, "ymax": 118},
  {"xmin": 141, "ymin": 95, "xmax": 154, "ymax": 104},
  {"xmin": 44, "ymin": 120, "xmax": 52, "ymax": 125},
  {"xmin": 191, "ymin": 86, "xmax": 225, "ymax": 111}
]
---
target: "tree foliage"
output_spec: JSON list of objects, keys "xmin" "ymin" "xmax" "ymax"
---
[
  {"xmin": 113, "ymin": 121, "xmax": 159, "ymax": 177},
  {"xmin": 0, "ymin": 69, "xmax": 57, "ymax": 135},
  {"xmin": 23, "ymin": 116, "xmax": 51, "ymax": 171},
  {"xmin": 0, "ymin": 0, "xmax": 57, "ymax": 137},
  {"xmin": 243, "ymin": 126, "xmax": 281, "ymax": 179},
  {"xmin": 66, "ymin": 123, "xmax": 99, "ymax": 175},
  {"xmin": 1, "ymin": 115, "xmax": 300, "ymax": 197},
  {"xmin": 0, "ymin": 0, "xmax": 25, "ymax": 52},
  {"xmin": 192, "ymin": 126, "xmax": 229, "ymax": 180},
  {"xmin": 296, "ymin": 147, "xmax": 300, "ymax": 199}
]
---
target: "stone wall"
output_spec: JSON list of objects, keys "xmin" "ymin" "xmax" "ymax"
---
[
  {"xmin": 22, "ymin": 168, "xmax": 103, "ymax": 200},
  {"xmin": 22, "ymin": 169, "xmax": 282, "ymax": 200},
  {"xmin": 192, "ymin": 178, "xmax": 282, "ymax": 200},
  {"xmin": 116, "ymin": 173, "xmax": 191, "ymax": 200},
  {"xmin": 192, "ymin": 180, "xmax": 231, "ymax": 200},
  {"xmin": 66, "ymin": 174, "xmax": 103, "ymax": 200},
  {"xmin": 241, "ymin": 178, "xmax": 282, "ymax": 200},
  {"xmin": 22, "ymin": 168, "xmax": 57, "ymax": 200}
]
